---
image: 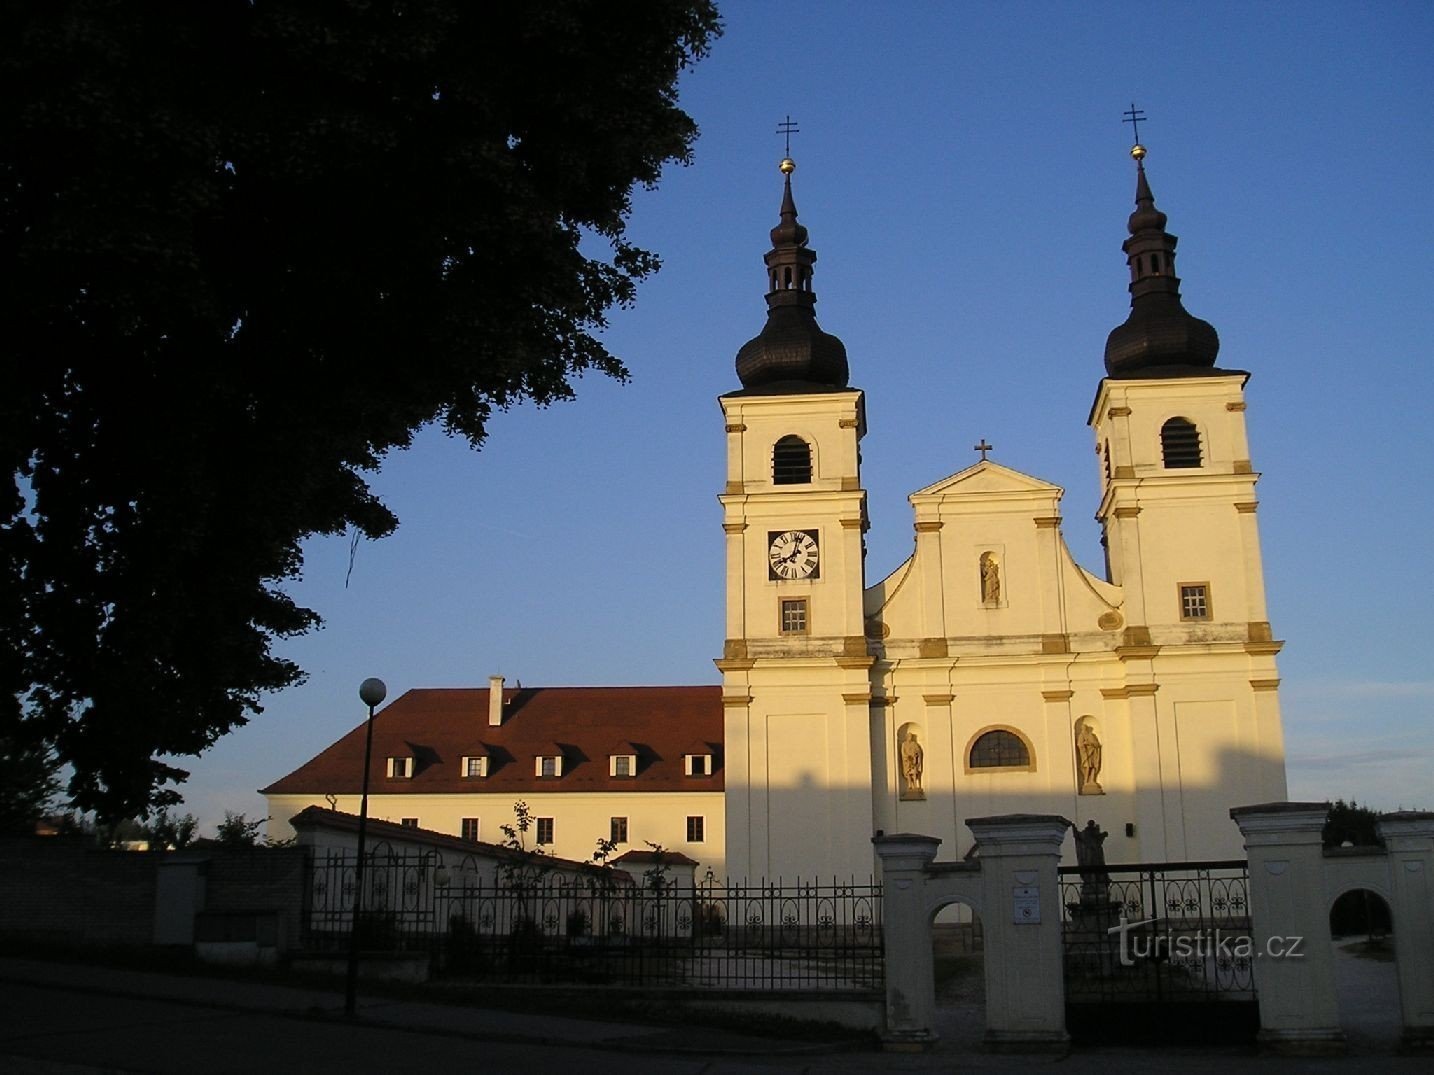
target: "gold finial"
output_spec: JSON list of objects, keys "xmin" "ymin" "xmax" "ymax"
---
[
  {"xmin": 776, "ymin": 115, "xmax": 800, "ymax": 173},
  {"xmin": 1122, "ymin": 104, "xmax": 1148, "ymax": 162}
]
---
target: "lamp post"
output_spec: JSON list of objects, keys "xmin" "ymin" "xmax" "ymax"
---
[{"xmin": 344, "ymin": 676, "xmax": 386, "ymax": 1018}]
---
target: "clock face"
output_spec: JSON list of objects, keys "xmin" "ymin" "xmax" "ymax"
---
[{"xmin": 768, "ymin": 529, "xmax": 819, "ymax": 580}]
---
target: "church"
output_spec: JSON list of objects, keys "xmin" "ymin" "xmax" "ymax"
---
[{"xmin": 265, "ymin": 141, "xmax": 1289, "ymax": 882}]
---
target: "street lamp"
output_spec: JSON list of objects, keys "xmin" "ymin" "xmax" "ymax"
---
[{"xmin": 345, "ymin": 676, "xmax": 386, "ymax": 1018}]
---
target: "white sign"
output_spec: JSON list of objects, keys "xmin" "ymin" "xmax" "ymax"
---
[{"xmin": 1013, "ymin": 885, "xmax": 1040, "ymax": 924}]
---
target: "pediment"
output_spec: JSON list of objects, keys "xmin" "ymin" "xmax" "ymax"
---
[{"xmin": 910, "ymin": 460, "xmax": 1062, "ymax": 501}]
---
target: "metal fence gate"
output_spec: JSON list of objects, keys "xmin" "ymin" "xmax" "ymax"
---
[
  {"xmin": 303, "ymin": 848, "xmax": 883, "ymax": 993},
  {"xmin": 1059, "ymin": 859, "xmax": 1258, "ymax": 1043}
]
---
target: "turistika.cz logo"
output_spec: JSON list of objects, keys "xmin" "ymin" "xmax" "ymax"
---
[{"xmin": 1107, "ymin": 914, "xmax": 1304, "ymax": 967}]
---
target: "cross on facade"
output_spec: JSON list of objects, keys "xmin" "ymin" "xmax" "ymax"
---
[
  {"xmin": 776, "ymin": 114, "xmax": 800, "ymax": 157},
  {"xmin": 1122, "ymin": 103, "xmax": 1147, "ymax": 145},
  {"xmin": 974, "ymin": 439, "xmax": 993, "ymax": 461}
]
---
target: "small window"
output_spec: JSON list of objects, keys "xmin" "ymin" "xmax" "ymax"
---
[
  {"xmin": 969, "ymin": 729, "xmax": 1032, "ymax": 770},
  {"xmin": 462, "ymin": 756, "xmax": 488, "ymax": 778},
  {"xmin": 400, "ymin": 817, "xmax": 419, "ymax": 829},
  {"xmin": 1160, "ymin": 418, "xmax": 1202, "ymax": 468},
  {"xmin": 1179, "ymin": 583, "xmax": 1211, "ymax": 621},
  {"xmin": 772, "ymin": 435, "xmax": 812, "ymax": 485},
  {"xmin": 535, "ymin": 755, "xmax": 563, "ymax": 778},
  {"xmin": 685, "ymin": 753, "xmax": 713, "ymax": 776},
  {"xmin": 386, "ymin": 757, "xmax": 414, "ymax": 779},
  {"xmin": 686, "ymin": 816, "xmax": 705, "ymax": 843},
  {"xmin": 609, "ymin": 754, "xmax": 636, "ymax": 777},
  {"xmin": 536, "ymin": 817, "xmax": 554, "ymax": 845},
  {"xmin": 610, "ymin": 817, "xmax": 628, "ymax": 844},
  {"xmin": 460, "ymin": 817, "xmax": 481, "ymax": 842},
  {"xmin": 779, "ymin": 597, "xmax": 808, "ymax": 635}
]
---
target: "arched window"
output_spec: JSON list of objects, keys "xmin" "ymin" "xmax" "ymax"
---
[
  {"xmin": 772, "ymin": 435, "xmax": 812, "ymax": 485},
  {"xmin": 1160, "ymin": 417, "xmax": 1202, "ymax": 469},
  {"xmin": 968, "ymin": 729, "xmax": 1032, "ymax": 770}
]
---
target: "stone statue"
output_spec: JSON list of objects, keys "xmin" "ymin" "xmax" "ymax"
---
[
  {"xmin": 899, "ymin": 730, "xmax": 925, "ymax": 799},
  {"xmin": 980, "ymin": 553, "xmax": 1001, "ymax": 604},
  {"xmin": 1076, "ymin": 722, "xmax": 1104, "ymax": 794},
  {"xmin": 1073, "ymin": 819, "xmax": 1110, "ymax": 905}
]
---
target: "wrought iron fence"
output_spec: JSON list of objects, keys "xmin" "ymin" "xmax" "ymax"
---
[
  {"xmin": 1059, "ymin": 859, "xmax": 1254, "ymax": 1003},
  {"xmin": 303, "ymin": 848, "xmax": 882, "ymax": 992}
]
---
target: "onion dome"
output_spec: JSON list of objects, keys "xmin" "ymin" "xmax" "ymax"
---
[
  {"xmin": 734, "ymin": 158, "xmax": 849, "ymax": 391},
  {"xmin": 1103, "ymin": 144, "xmax": 1220, "ymax": 378}
]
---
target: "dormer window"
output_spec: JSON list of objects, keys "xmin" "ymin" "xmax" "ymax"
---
[
  {"xmin": 1160, "ymin": 417, "xmax": 1202, "ymax": 469},
  {"xmin": 386, "ymin": 756, "xmax": 414, "ymax": 779},
  {"xmin": 461, "ymin": 755, "xmax": 489, "ymax": 778},
  {"xmin": 609, "ymin": 753, "xmax": 637, "ymax": 778},
  {"xmin": 535, "ymin": 754, "xmax": 563, "ymax": 778},
  {"xmin": 772, "ymin": 435, "xmax": 812, "ymax": 485},
  {"xmin": 685, "ymin": 753, "xmax": 713, "ymax": 777}
]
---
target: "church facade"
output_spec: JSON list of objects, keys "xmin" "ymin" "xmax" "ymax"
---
[
  {"xmin": 265, "ymin": 145, "xmax": 1288, "ymax": 883},
  {"xmin": 717, "ymin": 148, "xmax": 1287, "ymax": 882}
]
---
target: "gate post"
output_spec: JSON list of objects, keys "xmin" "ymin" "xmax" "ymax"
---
[
  {"xmin": 967, "ymin": 814, "xmax": 1071, "ymax": 1050},
  {"xmin": 1231, "ymin": 802, "xmax": 1344, "ymax": 1054},
  {"xmin": 1376, "ymin": 811, "xmax": 1434, "ymax": 1051},
  {"xmin": 872, "ymin": 833, "xmax": 942, "ymax": 1050}
]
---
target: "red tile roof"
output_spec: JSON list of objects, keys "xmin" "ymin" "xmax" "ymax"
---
[{"xmin": 262, "ymin": 685, "xmax": 724, "ymax": 796}]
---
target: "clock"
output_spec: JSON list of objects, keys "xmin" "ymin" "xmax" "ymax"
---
[{"xmin": 767, "ymin": 529, "xmax": 820, "ymax": 580}]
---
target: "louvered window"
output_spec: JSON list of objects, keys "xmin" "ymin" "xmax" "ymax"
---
[
  {"xmin": 1160, "ymin": 418, "xmax": 1202, "ymax": 468},
  {"xmin": 772, "ymin": 436, "xmax": 812, "ymax": 484}
]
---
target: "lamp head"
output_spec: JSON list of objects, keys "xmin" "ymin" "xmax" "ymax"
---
[{"xmin": 358, "ymin": 677, "xmax": 387, "ymax": 708}]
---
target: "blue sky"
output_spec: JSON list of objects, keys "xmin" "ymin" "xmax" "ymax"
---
[{"xmin": 178, "ymin": 2, "xmax": 1434, "ymax": 831}]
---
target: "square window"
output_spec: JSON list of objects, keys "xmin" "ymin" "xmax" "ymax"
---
[
  {"xmin": 535, "ymin": 755, "xmax": 562, "ymax": 778},
  {"xmin": 462, "ymin": 756, "xmax": 488, "ymax": 778},
  {"xmin": 779, "ymin": 598, "xmax": 808, "ymax": 635},
  {"xmin": 460, "ymin": 817, "xmax": 480, "ymax": 842},
  {"xmin": 685, "ymin": 753, "xmax": 712, "ymax": 776},
  {"xmin": 400, "ymin": 817, "xmax": 418, "ymax": 829},
  {"xmin": 536, "ymin": 817, "xmax": 554, "ymax": 845},
  {"xmin": 386, "ymin": 756, "xmax": 413, "ymax": 779},
  {"xmin": 1179, "ymin": 583, "xmax": 1211, "ymax": 621},
  {"xmin": 610, "ymin": 816, "xmax": 628, "ymax": 844},
  {"xmin": 611, "ymin": 754, "xmax": 634, "ymax": 777},
  {"xmin": 686, "ymin": 815, "xmax": 705, "ymax": 843}
]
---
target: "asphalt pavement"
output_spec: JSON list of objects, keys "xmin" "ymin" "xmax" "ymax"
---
[{"xmin": 0, "ymin": 955, "xmax": 1425, "ymax": 1074}]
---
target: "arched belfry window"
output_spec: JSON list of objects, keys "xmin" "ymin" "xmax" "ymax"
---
[
  {"xmin": 1160, "ymin": 417, "xmax": 1203, "ymax": 469},
  {"xmin": 772, "ymin": 435, "xmax": 812, "ymax": 485},
  {"xmin": 967, "ymin": 728, "xmax": 1033, "ymax": 771}
]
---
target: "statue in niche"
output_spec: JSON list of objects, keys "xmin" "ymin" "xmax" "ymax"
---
[
  {"xmin": 1073, "ymin": 819, "xmax": 1111, "ymax": 905},
  {"xmin": 899, "ymin": 729, "xmax": 925, "ymax": 800},
  {"xmin": 980, "ymin": 553, "xmax": 1001, "ymax": 604},
  {"xmin": 1076, "ymin": 722, "xmax": 1104, "ymax": 795}
]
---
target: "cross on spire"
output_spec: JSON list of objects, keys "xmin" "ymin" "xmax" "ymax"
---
[
  {"xmin": 776, "ymin": 114, "xmax": 800, "ymax": 158},
  {"xmin": 1122, "ymin": 103, "xmax": 1147, "ymax": 146},
  {"xmin": 974, "ymin": 439, "xmax": 993, "ymax": 461}
]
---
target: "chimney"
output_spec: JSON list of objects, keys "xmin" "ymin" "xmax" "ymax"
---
[{"xmin": 488, "ymin": 674, "xmax": 505, "ymax": 726}]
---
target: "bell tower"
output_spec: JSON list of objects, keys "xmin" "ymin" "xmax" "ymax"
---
[
  {"xmin": 717, "ymin": 155, "xmax": 875, "ymax": 882},
  {"xmin": 1090, "ymin": 135, "xmax": 1288, "ymax": 855}
]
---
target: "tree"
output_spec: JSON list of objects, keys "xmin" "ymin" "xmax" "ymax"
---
[
  {"xmin": 1323, "ymin": 798, "xmax": 1383, "ymax": 849},
  {"xmin": 0, "ymin": 736, "xmax": 62, "ymax": 834},
  {"xmin": 215, "ymin": 810, "xmax": 268, "ymax": 847},
  {"xmin": 0, "ymin": 2, "xmax": 721, "ymax": 820}
]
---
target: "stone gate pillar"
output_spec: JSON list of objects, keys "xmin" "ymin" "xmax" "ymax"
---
[
  {"xmin": 872, "ymin": 833, "xmax": 943, "ymax": 1050},
  {"xmin": 1231, "ymin": 802, "xmax": 1343, "ymax": 1054},
  {"xmin": 1376, "ymin": 811, "xmax": 1434, "ymax": 1051},
  {"xmin": 967, "ymin": 814, "xmax": 1071, "ymax": 1050}
]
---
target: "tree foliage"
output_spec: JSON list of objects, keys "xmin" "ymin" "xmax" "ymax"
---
[
  {"xmin": 0, "ymin": 1, "xmax": 720, "ymax": 819},
  {"xmin": 215, "ymin": 810, "xmax": 268, "ymax": 847},
  {"xmin": 0, "ymin": 735, "xmax": 62, "ymax": 834},
  {"xmin": 1323, "ymin": 798, "xmax": 1383, "ymax": 849}
]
